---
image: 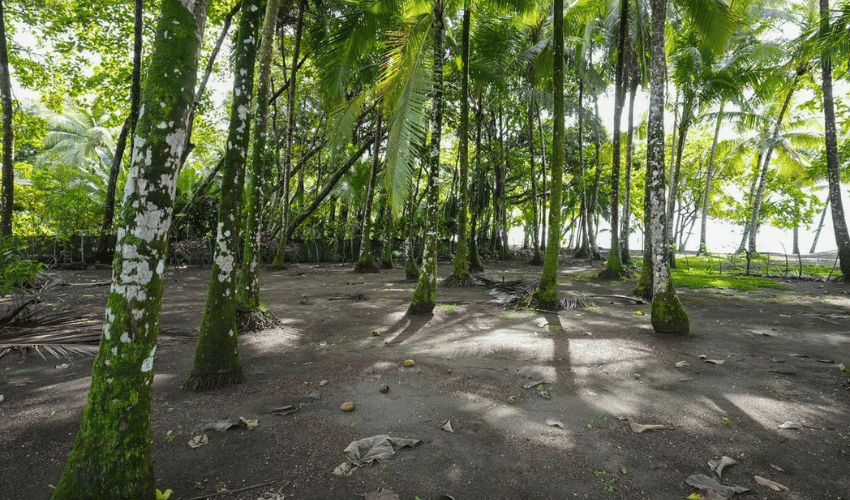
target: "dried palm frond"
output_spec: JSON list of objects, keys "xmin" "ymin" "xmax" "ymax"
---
[{"xmin": 0, "ymin": 314, "xmax": 101, "ymax": 360}]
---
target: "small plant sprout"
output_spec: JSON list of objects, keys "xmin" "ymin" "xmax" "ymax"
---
[
  {"xmin": 723, "ymin": 417, "xmax": 733, "ymax": 427},
  {"xmin": 165, "ymin": 429, "xmax": 174, "ymax": 442},
  {"xmin": 156, "ymin": 489, "xmax": 173, "ymax": 500}
]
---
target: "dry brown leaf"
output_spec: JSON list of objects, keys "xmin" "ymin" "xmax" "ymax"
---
[
  {"xmin": 188, "ymin": 434, "xmax": 208, "ymax": 448},
  {"xmin": 754, "ymin": 475, "xmax": 789, "ymax": 491},
  {"xmin": 629, "ymin": 422, "xmax": 667, "ymax": 433},
  {"xmin": 441, "ymin": 419, "xmax": 454, "ymax": 433}
]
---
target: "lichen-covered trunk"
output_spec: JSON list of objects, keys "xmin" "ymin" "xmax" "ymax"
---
[
  {"xmin": 184, "ymin": 0, "xmax": 261, "ymax": 392},
  {"xmin": 820, "ymin": 0, "xmax": 850, "ymax": 276},
  {"xmin": 633, "ymin": 148, "xmax": 654, "ymax": 300},
  {"xmin": 533, "ymin": 0, "xmax": 564, "ymax": 309},
  {"xmin": 747, "ymin": 74, "xmax": 798, "ymax": 254},
  {"xmin": 647, "ymin": 0, "xmax": 687, "ymax": 334},
  {"xmin": 0, "ymin": 0, "xmax": 13, "ymax": 237},
  {"xmin": 604, "ymin": 0, "xmax": 629, "ymax": 277},
  {"xmin": 51, "ymin": 1, "xmax": 209, "ymax": 497},
  {"xmin": 408, "ymin": 1, "xmax": 443, "ymax": 315},
  {"xmin": 238, "ymin": 0, "xmax": 280, "ymax": 310},
  {"xmin": 449, "ymin": 2, "xmax": 471, "ymax": 281},
  {"xmin": 698, "ymin": 101, "xmax": 725, "ymax": 255},
  {"xmin": 273, "ymin": 0, "xmax": 305, "ymax": 267},
  {"xmin": 355, "ymin": 109, "xmax": 382, "ymax": 273}
]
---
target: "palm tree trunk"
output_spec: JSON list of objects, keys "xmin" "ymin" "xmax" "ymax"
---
[
  {"xmin": 620, "ymin": 63, "xmax": 639, "ymax": 265},
  {"xmin": 355, "ymin": 109, "xmax": 382, "ymax": 273},
  {"xmin": 533, "ymin": 0, "xmax": 564, "ymax": 309},
  {"xmin": 603, "ymin": 0, "xmax": 629, "ymax": 277},
  {"xmin": 450, "ymin": 1, "xmax": 471, "ymax": 281},
  {"xmin": 747, "ymin": 70, "xmax": 801, "ymax": 254},
  {"xmin": 237, "ymin": 0, "xmax": 281, "ymax": 312},
  {"xmin": 809, "ymin": 199, "xmax": 829, "ymax": 254},
  {"xmin": 469, "ymin": 98, "xmax": 484, "ymax": 272},
  {"xmin": 698, "ymin": 101, "xmax": 725, "ymax": 255},
  {"xmin": 273, "ymin": 0, "xmax": 306, "ymax": 267},
  {"xmin": 0, "ymin": 0, "xmax": 14, "ymax": 237},
  {"xmin": 408, "ymin": 0, "xmax": 444, "ymax": 315},
  {"xmin": 647, "ymin": 0, "xmax": 688, "ymax": 334},
  {"xmin": 820, "ymin": 0, "xmax": 850, "ymax": 275},
  {"xmin": 184, "ymin": 0, "xmax": 262, "ymax": 392},
  {"xmin": 96, "ymin": 116, "xmax": 130, "ymax": 262},
  {"xmin": 528, "ymin": 87, "xmax": 542, "ymax": 264},
  {"xmin": 51, "ymin": 1, "xmax": 211, "ymax": 496}
]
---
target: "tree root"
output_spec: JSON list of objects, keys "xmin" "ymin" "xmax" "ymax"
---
[
  {"xmin": 182, "ymin": 369, "xmax": 246, "ymax": 392},
  {"xmin": 236, "ymin": 308, "xmax": 280, "ymax": 333}
]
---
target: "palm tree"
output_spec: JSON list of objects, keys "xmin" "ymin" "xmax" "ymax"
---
[
  {"xmin": 0, "ymin": 0, "xmax": 13, "ymax": 237},
  {"xmin": 51, "ymin": 0, "xmax": 212, "ymax": 496},
  {"xmin": 819, "ymin": 0, "xmax": 850, "ymax": 276},
  {"xmin": 184, "ymin": 0, "xmax": 261, "ymax": 392}
]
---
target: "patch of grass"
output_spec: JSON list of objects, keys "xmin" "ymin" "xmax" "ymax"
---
[
  {"xmin": 634, "ymin": 256, "xmax": 790, "ymax": 291},
  {"xmin": 499, "ymin": 310, "xmax": 533, "ymax": 319},
  {"xmin": 594, "ymin": 470, "xmax": 616, "ymax": 493},
  {"xmin": 436, "ymin": 303, "xmax": 457, "ymax": 311}
]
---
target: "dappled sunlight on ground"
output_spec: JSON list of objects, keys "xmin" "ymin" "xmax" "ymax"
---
[{"xmin": 724, "ymin": 392, "xmax": 840, "ymax": 434}]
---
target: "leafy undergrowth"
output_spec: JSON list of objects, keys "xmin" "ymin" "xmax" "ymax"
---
[{"xmin": 634, "ymin": 256, "xmax": 794, "ymax": 291}]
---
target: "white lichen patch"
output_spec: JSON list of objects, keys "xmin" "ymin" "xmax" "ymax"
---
[
  {"xmin": 111, "ymin": 347, "xmax": 118, "ymax": 356},
  {"xmin": 120, "ymin": 331, "xmax": 132, "ymax": 344},
  {"xmin": 141, "ymin": 346, "xmax": 157, "ymax": 372},
  {"xmin": 179, "ymin": 0, "xmax": 196, "ymax": 11}
]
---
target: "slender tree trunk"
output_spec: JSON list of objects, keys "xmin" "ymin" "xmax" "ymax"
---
[
  {"xmin": 96, "ymin": 117, "xmax": 130, "ymax": 262},
  {"xmin": 469, "ymin": 100, "xmax": 484, "ymax": 272},
  {"xmin": 633, "ymin": 140, "xmax": 654, "ymax": 300},
  {"xmin": 533, "ymin": 0, "xmax": 564, "ymax": 309},
  {"xmin": 603, "ymin": 0, "xmax": 629, "ymax": 277},
  {"xmin": 408, "ymin": 0, "xmax": 444, "ymax": 315},
  {"xmin": 355, "ymin": 109, "xmax": 382, "ymax": 273},
  {"xmin": 698, "ymin": 101, "xmax": 725, "ymax": 255},
  {"xmin": 404, "ymin": 175, "xmax": 420, "ymax": 279},
  {"xmin": 820, "ymin": 0, "xmax": 850, "ymax": 276},
  {"xmin": 528, "ymin": 87, "xmax": 542, "ymax": 264},
  {"xmin": 0, "ymin": 0, "xmax": 14, "ymax": 237},
  {"xmin": 748, "ymin": 69, "xmax": 801, "ymax": 253},
  {"xmin": 273, "ymin": 0, "xmax": 306, "ymax": 267},
  {"xmin": 575, "ymin": 81, "xmax": 592, "ymax": 258},
  {"xmin": 237, "ymin": 0, "xmax": 281, "ymax": 314},
  {"xmin": 590, "ymin": 96, "xmax": 603, "ymax": 258},
  {"xmin": 537, "ymin": 105, "xmax": 547, "ymax": 253},
  {"xmin": 184, "ymin": 0, "xmax": 261, "ymax": 392},
  {"xmin": 497, "ymin": 106, "xmax": 509, "ymax": 258},
  {"xmin": 667, "ymin": 103, "xmax": 691, "ymax": 267},
  {"xmin": 647, "ymin": 0, "xmax": 688, "ymax": 334},
  {"xmin": 449, "ymin": 1, "xmax": 471, "ymax": 282},
  {"xmin": 809, "ymin": 198, "xmax": 829, "ymax": 254},
  {"xmin": 51, "ymin": 1, "xmax": 210, "ymax": 497},
  {"xmin": 620, "ymin": 63, "xmax": 639, "ymax": 265},
  {"xmin": 380, "ymin": 187, "xmax": 395, "ymax": 268}
]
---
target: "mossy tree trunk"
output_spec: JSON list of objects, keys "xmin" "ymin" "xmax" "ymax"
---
[
  {"xmin": 408, "ymin": 0, "xmax": 443, "ymax": 315},
  {"xmin": 448, "ymin": 2, "xmax": 471, "ymax": 283},
  {"xmin": 184, "ymin": 0, "xmax": 261, "ymax": 392},
  {"xmin": 272, "ymin": 0, "xmax": 306, "ymax": 268},
  {"xmin": 620, "ymin": 60, "xmax": 639, "ymax": 265},
  {"xmin": 602, "ymin": 0, "xmax": 629, "ymax": 278},
  {"xmin": 647, "ymin": 0, "xmax": 688, "ymax": 335},
  {"xmin": 532, "ymin": 0, "xmax": 564, "ymax": 310},
  {"xmin": 355, "ymin": 108, "xmax": 382, "ymax": 273},
  {"xmin": 527, "ymin": 91, "xmax": 542, "ymax": 265},
  {"xmin": 50, "ymin": 1, "xmax": 210, "ymax": 497},
  {"xmin": 0, "ymin": 0, "xmax": 13, "ymax": 237},
  {"xmin": 238, "ymin": 0, "xmax": 279, "ymax": 310},
  {"xmin": 633, "ymin": 143, "xmax": 654, "ymax": 300},
  {"xmin": 820, "ymin": 0, "xmax": 850, "ymax": 276},
  {"xmin": 380, "ymin": 188, "xmax": 395, "ymax": 268},
  {"xmin": 468, "ymin": 96, "xmax": 484, "ymax": 272},
  {"xmin": 404, "ymin": 187, "xmax": 419, "ymax": 279}
]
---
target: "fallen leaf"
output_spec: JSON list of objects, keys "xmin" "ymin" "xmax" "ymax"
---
[
  {"xmin": 754, "ymin": 475, "xmax": 789, "ymax": 491},
  {"xmin": 545, "ymin": 418, "xmax": 565, "ymax": 429},
  {"xmin": 363, "ymin": 488, "xmax": 400, "ymax": 500},
  {"xmin": 240, "ymin": 417, "xmax": 259, "ymax": 429},
  {"xmin": 340, "ymin": 401, "xmax": 355, "ymax": 412},
  {"xmin": 523, "ymin": 379, "xmax": 545, "ymax": 389},
  {"xmin": 635, "ymin": 310, "xmax": 645, "ymax": 315},
  {"xmin": 817, "ymin": 359, "xmax": 835, "ymax": 364},
  {"xmin": 188, "ymin": 434, "xmax": 208, "ymax": 448},
  {"xmin": 686, "ymin": 473, "xmax": 749, "ymax": 498},
  {"xmin": 708, "ymin": 456, "xmax": 738, "ymax": 478},
  {"xmin": 675, "ymin": 361, "xmax": 690, "ymax": 367},
  {"xmin": 272, "ymin": 405, "xmax": 298, "ymax": 416},
  {"xmin": 441, "ymin": 419, "xmax": 454, "ymax": 433},
  {"xmin": 629, "ymin": 422, "xmax": 667, "ymax": 433},
  {"xmin": 704, "ymin": 359, "xmax": 725, "ymax": 365},
  {"xmin": 778, "ymin": 421, "xmax": 801, "ymax": 430},
  {"xmin": 204, "ymin": 419, "xmax": 239, "ymax": 432},
  {"xmin": 770, "ymin": 464, "xmax": 784, "ymax": 472},
  {"xmin": 403, "ymin": 359, "xmax": 415, "ymax": 367}
]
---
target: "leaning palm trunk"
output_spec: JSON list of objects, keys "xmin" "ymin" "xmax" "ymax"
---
[
  {"xmin": 50, "ymin": 1, "xmax": 210, "ymax": 497},
  {"xmin": 184, "ymin": 0, "xmax": 261, "ymax": 392},
  {"xmin": 408, "ymin": 1, "xmax": 444, "ymax": 315},
  {"xmin": 532, "ymin": 0, "xmax": 564, "ymax": 309},
  {"xmin": 698, "ymin": 101, "xmax": 725, "ymax": 255},
  {"xmin": 820, "ymin": 0, "xmax": 850, "ymax": 276},
  {"xmin": 647, "ymin": 0, "xmax": 688, "ymax": 334},
  {"xmin": 747, "ymin": 68, "xmax": 802, "ymax": 254}
]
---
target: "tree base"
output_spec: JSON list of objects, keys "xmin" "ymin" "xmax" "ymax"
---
[
  {"xmin": 650, "ymin": 285, "xmax": 689, "ymax": 335},
  {"xmin": 632, "ymin": 282, "xmax": 653, "ymax": 301},
  {"xmin": 598, "ymin": 268, "xmax": 630, "ymax": 280},
  {"xmin": 442, "ymin": 274, "xmax": 476, "ymax": 287},
  {"xmin": 405, "ymin": 260, "xmax": 420, "ymax": 280},
  {"xmin": 354, "ymin": 262, "xmax": 379, "ymax": 273},
  {"xmin": 182, "ymin": 369, "xmax": 246, "ymax": 392},
  {"xmin": 380, "ymin": 259, "xmax": 395, "ymax": 269},
  {"xmin": 236, "ymin": 308, "xmax": 280, "ymax": 333},
  {"xmin": 267, "ymin": 264, "xmax": 288, "ymax": 271},
  {"xmin": 529, "ymin": 253, "xmax": 543, "ymax": 266},
  {"xmin": 406, "ymin": 302, "xmax": 435, "ymax": 315}
]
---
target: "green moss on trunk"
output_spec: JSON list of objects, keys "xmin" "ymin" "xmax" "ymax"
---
[
  {"xmin": 650, "ymin": 281, "xmax": 689, "ymax": 334},
  {"xmin": 51, "ymin": 1, "xmax": 209, "ymax": 497},
  {"xmin": 355, "ymin": 253, "xmax": 379, "ymax": 273}
]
